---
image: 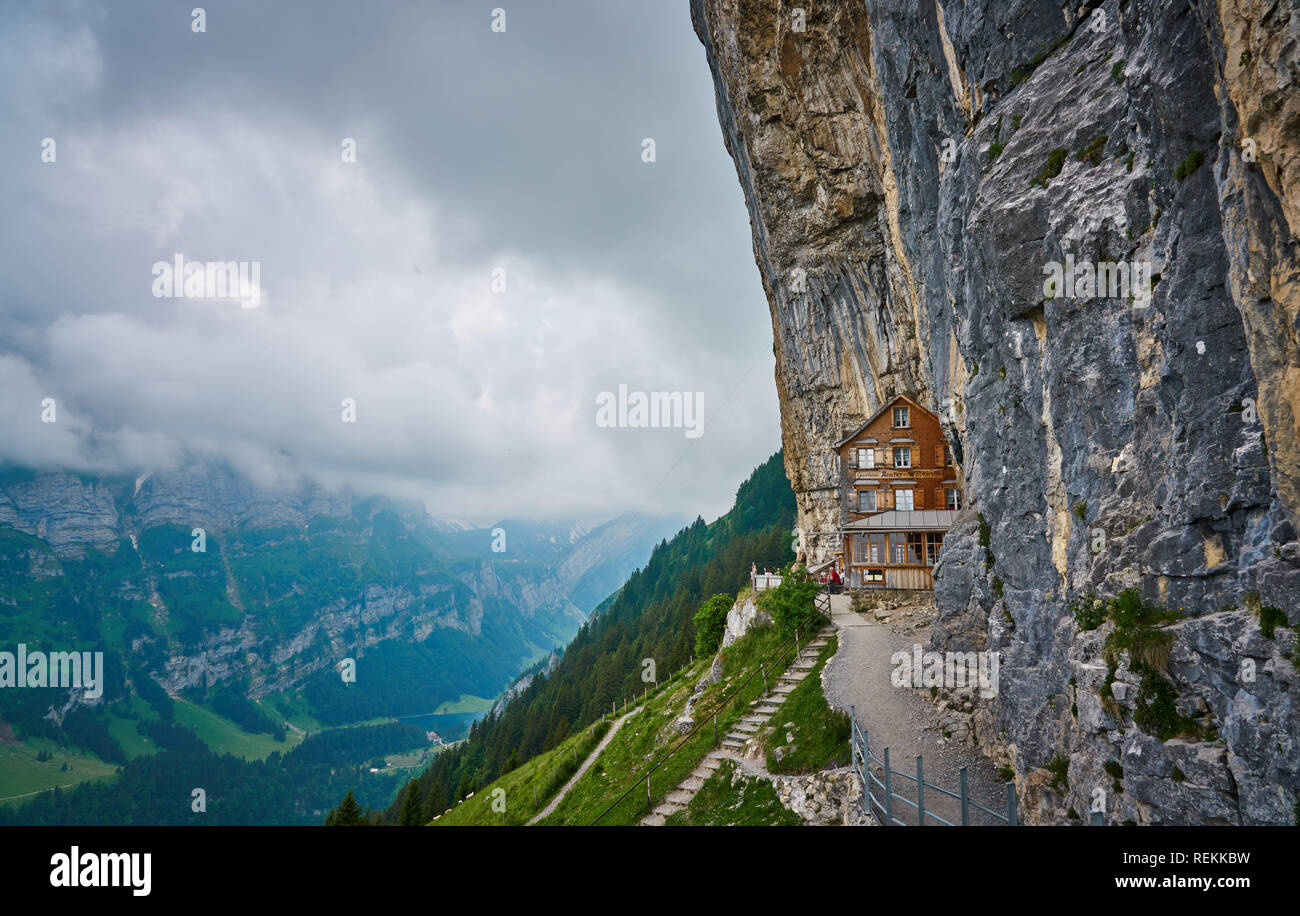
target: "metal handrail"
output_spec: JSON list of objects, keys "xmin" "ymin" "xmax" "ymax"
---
[{"xmin": 850, "ymin": 704, "xmax": 1017, "ymax": 826}]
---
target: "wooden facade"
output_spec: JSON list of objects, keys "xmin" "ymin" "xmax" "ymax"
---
[{"xmin": 834, "ymin": 395, "xmax": 960, "ymax": 590}]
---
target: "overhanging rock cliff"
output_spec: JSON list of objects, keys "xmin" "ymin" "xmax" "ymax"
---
[{"xmin": 693, "ymin": 0, "xmax": 1299, "ymax": 823}]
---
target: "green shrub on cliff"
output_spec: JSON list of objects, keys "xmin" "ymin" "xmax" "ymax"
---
[
  {"xmin": 1173, "ymin": 149, "xmax": 1204, "ymax": 181},
  {"xmin": 1257, "ymin": 604, "xmax": 1287, "ymax": 640},
  {"xmin": 1031, "ymin": 148, "xmax": 1068, "ymax": 187},
  {"xmin": 693, "ymin": 593, "xmax": 734, "ymax": 657},
  {"xmin": 758, "ymin": 567, "xmax": 822, "ymax": 638}
]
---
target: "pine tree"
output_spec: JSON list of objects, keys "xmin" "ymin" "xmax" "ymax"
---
[
  {"xmin": 324, "ymin": 789, "xmax": 366, "ymax": 826},
  {"xmin": 421, "ymin": 778, "xmax": 445, "ymax": 823},
  {"xmin": 398, "ymin": 782, "xmax": 423, "ymax": 826}
]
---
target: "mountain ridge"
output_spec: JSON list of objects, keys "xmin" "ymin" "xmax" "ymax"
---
[{"xmin": 0, "ymin": 460, "xmax": 682, "ymax": 815}]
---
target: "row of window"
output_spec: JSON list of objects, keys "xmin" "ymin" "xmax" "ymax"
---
[
  {"xmin": 853, "ymin": 488, "xmax": 961, "ymax": 512},
  {"xmin": 850, "ymin": 531, "xmax": 944, "ymax": 567},
  {"xmin": 848, "ymin": 445, "xmax": 953, "ymax": 469}
]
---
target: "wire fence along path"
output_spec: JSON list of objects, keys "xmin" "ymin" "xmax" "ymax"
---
[{"xmin": 850, "ymin": 705, "xmax": 1018, "ymax": 826}]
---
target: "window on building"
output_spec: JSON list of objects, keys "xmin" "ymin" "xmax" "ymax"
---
[
  {"xmin": 858, "ymin": 490, "xmax": 877, "ymax": 513},
  {"xmin": 925, "ymin": 532, "xmax": 944, "ymax": 565},
  {"xmin": 859, "ymin": 447, "xmax": 874, "ymax": 468},
  {"xmin": 854, "ymin": 534, "xmax": 887, "ymax": 565},
  {"xmin": 944, "ymin": 445, "xmax": 953, "ymax": 466},
  {"xmin": 863, "ymin": 568, "xmax": 884, "ymax": 583},
  {"xmin": 905, "ymin": 533, "xmax": 926, "ymax": 565},
  {"xmin": 946, "ymin": 488, "xmax": 960, "ymax": 510},
  {"xmin": 895, "ymin": 489, "xmax": 914, "ymax": 511},
  {"xmin": 893, "ymin": 406, "xmax": 909, "ymax": 427},
  {"xmin": 889, "ymin": 533, "xmax": 908, "ymax": 564},
  {"xmin": 893, "ymin": 447, "xmax": 911, "ymax": 468}
]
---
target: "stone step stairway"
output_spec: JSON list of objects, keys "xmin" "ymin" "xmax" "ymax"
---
[{"xmin": 639, "ymin": 626, "xmax": 833, "ymax": 826}]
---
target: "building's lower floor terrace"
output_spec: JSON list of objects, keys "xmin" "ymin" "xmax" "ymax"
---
[{"xmin": 840, "ymin": 509, "xmax": 958, "ymax": 590}]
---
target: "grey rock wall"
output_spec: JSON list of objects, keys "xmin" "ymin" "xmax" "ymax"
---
[{"xmin": 693, "ymin": 0, "xmax": 1299, "ymax": 823}]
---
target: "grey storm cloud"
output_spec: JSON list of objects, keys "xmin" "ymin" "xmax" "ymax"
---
[{"xmin": 0, "ymin": 0, "xmax": 780, "ymax": 521}]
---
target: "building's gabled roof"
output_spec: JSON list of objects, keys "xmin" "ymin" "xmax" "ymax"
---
[{"xmin": 835, "ymin": 393, "xmax": 939, "ymax": 448}]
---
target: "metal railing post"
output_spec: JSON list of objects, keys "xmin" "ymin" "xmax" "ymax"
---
[
  {"xmin": 916, "ymin": 755, "xmax": 925, "ymax": 826},
  {"xmin": 860, "ymin": 725, "xmax": 870, "ymax": 816},
  {"xmin": 959, "ymin": 766, "xmax": 969, "ymax": 826},
  {"xmin": 1006, "ymin": 781, "xmax": 1018, "ymax": 826},
  {"xmin": 882, "ymin": 746, "xmax": 893, "ymax": 826},
  {"xmin": 860, "ymin": 739, "xmax": 869, "ymax": 816},
  {"xmin": 849, "ymin": 706, "xmax": 865, "ymax": 817}
]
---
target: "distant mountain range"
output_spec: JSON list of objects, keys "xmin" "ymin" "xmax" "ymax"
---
[{"xmin": 0, "ymin": 461, "xmax": 682, "ymax": 810}]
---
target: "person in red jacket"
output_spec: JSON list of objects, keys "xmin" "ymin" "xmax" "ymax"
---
[{"xmin": 828, "ymin": 565, "xmax": 842, "ymax": 594}]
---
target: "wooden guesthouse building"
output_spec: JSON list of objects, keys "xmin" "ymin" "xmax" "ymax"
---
[{"xmin": 835, "ymin": 394, "xmax": 960, "ymax": 590}]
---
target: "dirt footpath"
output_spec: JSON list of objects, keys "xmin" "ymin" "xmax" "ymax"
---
[{"xmin": 822, "ymin": 593, "xmax": 1010, "ymax": 826}]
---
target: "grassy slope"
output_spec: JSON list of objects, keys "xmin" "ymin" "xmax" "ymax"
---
[
  {"xmin": 105, "ymin": 697, "xmax": 162, "ymax": 760},
  {"xmin": 258, "ymin": 690, "xmax": 323, "ymax": 734},
  {"xmin": 0, "ymin": 739, "xmax": 118, "ymax": 805},
  {"xmin": 431, "ymin": 663, "xmax": 715, "ymax": 826},
  {"xmin": 537, "ymin": 623, "xmax": 805, "ymax": 826},
  {"xmin": 171, "ymin": 699, "xmax": 305, "ymax": 761},
  {"xmin": 432, "ymin": 714, "xmax": 614, "ymax": 825},
  {"xmin": 764, "ymin": 635, "xmax": 851, "ymax": 775},
  {"xmin": 664, "ymin": 760, "xmax": 801, "ymax": 826},
  {"xmin": 432, "ymin": 694, "xmax": 494, "ymax": 715}
]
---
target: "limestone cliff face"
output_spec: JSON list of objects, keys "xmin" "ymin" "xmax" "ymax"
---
[{"xmin": 694, "ymin": 0, "xmax": 1299, "ymax": 823}]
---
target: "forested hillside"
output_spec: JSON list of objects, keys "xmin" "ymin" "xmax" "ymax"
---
[
  {"xmin": 0, "ymin": 463, "xmax": 679, "ymax": 823},
  {"xmin": 0, "ymin": 721, "xmax": 425, "ymax": 825},
  {"xmin": 373, "ymin": 451, "xmax": 796, "ymax": 822}
]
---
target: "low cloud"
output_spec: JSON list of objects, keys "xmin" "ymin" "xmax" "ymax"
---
[{"xmin": 0, "ymin": 1, "xmax": 780, "ymax": 522}]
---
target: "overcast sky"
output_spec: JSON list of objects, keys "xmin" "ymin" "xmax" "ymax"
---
[{"xmin": 0, "ymin": 0, "xmax": 781, "ymax": 523}]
